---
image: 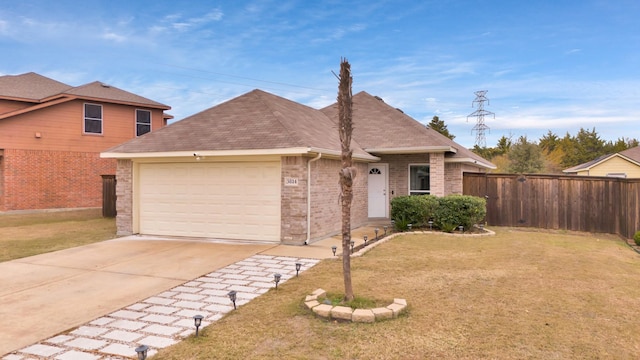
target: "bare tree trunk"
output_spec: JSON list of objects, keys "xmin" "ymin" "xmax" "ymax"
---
[{"xmin": 337, "ymin": 58, "xmax": 355, "ymax": 301}]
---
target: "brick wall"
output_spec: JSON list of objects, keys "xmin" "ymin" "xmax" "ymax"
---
[
  {"xmin": 309, "ymin": 158, "xmax": 368, "ymax": 242},
  {"xmin": 280, "ymin": 156, "xmax": 308, "ymax": 245},
  {"xmin": 378, "ymin": 153, "xmax": 431, "ymax": 201},
  {"xmin": 429, "ymin": 153, "xmax": 445, "ymax": 196},
  {"xmin": 115, "ymin": 159, "xmax": 133, "ymax": 235},
  {"xmin": 0, "ymin": 149, "xmax": 115, "ymax": 211},
  {"xmin": 444, "ymin": 162, "xmax": 463, "ymax": 194}
]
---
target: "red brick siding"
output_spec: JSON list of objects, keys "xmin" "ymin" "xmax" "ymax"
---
[
  {"xmin": 377, "ymin": 154, "xmax": 431, "ymax": 201},
  {"xmin": 1, "ymin": 149, "xmax": 115, "ymax": 211}
]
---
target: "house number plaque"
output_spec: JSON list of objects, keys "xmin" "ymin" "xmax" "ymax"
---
[{"xmin": 284, "ymin": 177, "xmax": 299, "ymax": 186}]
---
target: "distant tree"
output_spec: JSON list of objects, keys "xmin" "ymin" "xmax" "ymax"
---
[
  {"xmin": 507, "ymin": 136, "xmax": 544, "ymax": 173},
  {"xmin": 496, "ymin": 135, "xmax": 512, "ymax": 155},
  {"xmin": 427, "ymin": 116, "xmax": 455, "ymax": 140},
  {"xmin": 560, "ymin": 127, "xmax": 606, "ymax": 167},
  {"xmin": 539, "ymin": 130, "xmax": 560, "ymax": 153}
]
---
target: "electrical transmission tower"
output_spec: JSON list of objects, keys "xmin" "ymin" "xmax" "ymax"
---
[{"xmin": 467, "ymin": 90, "xmax": 495, "ymax": 148}]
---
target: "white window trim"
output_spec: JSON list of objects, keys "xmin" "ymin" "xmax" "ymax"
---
[
  {"xmin": 135, "ymin": 109, "xmax": 152, "ymax": 136},
  {"xmin": 83, "ymin": 103, "xmax": 103, "ymax": 135},
  {"xmin": 408, "ymin": 163, "xmax": 430, "ymax": 195}
]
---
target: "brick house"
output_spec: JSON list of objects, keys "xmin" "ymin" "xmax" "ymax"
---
[
  {"xmin": 102, "ymin": 90, "xmax": 494, "ymax": 245},
  {"xmin": 0, "ymin": 72, "xmax": 170, "ymax": 212}
]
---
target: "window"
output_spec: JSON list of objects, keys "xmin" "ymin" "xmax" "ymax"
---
[
  {"xmin": 84, "ymin": 103, "xmax": 102, "ymax": 134},
  {"xmin": 136, "ymin": 109, "xmax": 151, "ymax": 136},
  {"xmin": 409, "ymin": 164, "xmax": 430, "ymax": 195}
]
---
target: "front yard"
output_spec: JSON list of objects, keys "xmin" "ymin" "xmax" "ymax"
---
[
  {"xmin": 0, "ymin": 209, "xmax": 116, "ymax": 262},
  {"xmin": 155, "ymin": 229, "xmax": 640, "ymax": 359}
]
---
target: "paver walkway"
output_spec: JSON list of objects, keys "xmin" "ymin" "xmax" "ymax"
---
[{"xmin": 3, "ymin": 254, "xmax": 319, "ymax": 360}]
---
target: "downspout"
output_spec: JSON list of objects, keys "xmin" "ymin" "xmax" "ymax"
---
[{"xmin": 305, "ymin": 153, "xmax": 322, "ymax": 245}]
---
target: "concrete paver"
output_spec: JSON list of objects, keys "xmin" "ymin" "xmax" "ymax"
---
[
  {"xmin": 1, "ymin": 225, "xmax": 385, "ymax": 359},
  {"xmin": 3, "ymin": 254, "xmax": 319, "ymax": 359}
]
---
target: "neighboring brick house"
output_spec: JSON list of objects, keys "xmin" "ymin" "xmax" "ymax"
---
[
  {"xmin": 563, "ymin": 146, "xmax": 640, "ymax": 178},
  {"xmin": 0, "ymin": 72, "xmax": 170, "ymax": 212},
  {"xmin": 102, "ymin": 89, "xmax": 494, "ymax": 245}
]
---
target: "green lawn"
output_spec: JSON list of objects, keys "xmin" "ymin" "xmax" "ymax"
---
[{"xmin": 0, "ymin": 209, "xmax": 116, "ymax": 262}]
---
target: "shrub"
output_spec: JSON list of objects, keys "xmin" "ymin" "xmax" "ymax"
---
[
  {"xmin": 634, "ymin": 231, "xmax": 640, "ymax": 246},
  {"xmin": 390, "ymin": 195, "xmax": 438, "ymax": 228},
  {"xmin": 433, "ymin": 195, "xmax": 486, "ymax": 232}
]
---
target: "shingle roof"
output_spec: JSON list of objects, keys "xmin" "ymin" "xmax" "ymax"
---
[
  {"xmin": 0, "ymin": 72, "xmax": 169, "ymax": 110},
  {"xmin": 0, "ymin": 72, "xmax": 72, "ymax": 101},
  {"xmin": 321, "ymin": 91, "xmax": 495, "ymax": 168},
  {"xmin": 564, "ymin": 146, "xmax": 640, "ymax": 173},
  {"xmin": 620, "ymin": 146, "xmax": 640, "ymax": 163},
  {"xmin": 104, "ymin": 89, "xmax": 372, "ymax": 158},
  {"xmin": 64, "ymin": 81, "xmax": 169, "ymax": 109}
]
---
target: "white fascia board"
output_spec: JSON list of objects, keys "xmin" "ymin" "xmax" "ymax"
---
[
  {"xmin": 101, "ymin": 147, "xmax": 313, "ymax": 159},
  {"xmin": 364, "ymin": 146, "xmax": 457, "ymax": 155},
  {"xmin": 101, "ymin": 146, "xmax": 381, "ymax": 162},
  {"xmin": 307, "ymin": 147, "xmax": 380, "ymax": 162},
  {"xmin": 445, "ymin": 157, "xmax": 497, "ymax": 169}
]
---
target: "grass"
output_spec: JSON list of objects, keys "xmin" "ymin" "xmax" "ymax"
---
[
  {"xmin": 154, "ymin": 228, "xmax": 640, "ymax": 360},
  {"xmin": 0, "ymin": 209, "xmax": 116, "ymax": 262}
]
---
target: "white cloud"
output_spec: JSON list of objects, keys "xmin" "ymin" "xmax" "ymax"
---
[{"xmin": 102, "ymin": 32, "xmax": 126, "ymax": 42}]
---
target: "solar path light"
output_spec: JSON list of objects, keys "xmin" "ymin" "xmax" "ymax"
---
[
  {"xmin": 274, "ymin": 273, "xmax": 282, "ymax": 289},
  {"xmin": 331, "ymin": 245, "xmax": 337, "ymax": 256},
  {"xmin": 374, "ymin": 228, "xmax": 379, "ymax": 239},
  {"xmin": 135, "ymin": 345, "xmax": 148, "ymax": 360},
  {"xmin": 228, "ymin": 290, "xmax": 237, "ymax": 310},
  {"xmin": 193, "ymin": 314, "xmax": 204, "ymax": 336},
  {"xmin": 295, "ymin": 262, "xmax": 302, "ymax": 277},
  {"xmin": 363, "ymin": 235, "xmax": 368, "ymax": 246}
]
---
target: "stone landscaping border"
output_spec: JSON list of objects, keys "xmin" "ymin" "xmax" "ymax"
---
[
  {"xmin": 349, "ymin": 227, "xmax": 496, "ymax": 258},
  {"xmin": 304, "ymin": 288, "xmax": 407, "ymax": 323}
]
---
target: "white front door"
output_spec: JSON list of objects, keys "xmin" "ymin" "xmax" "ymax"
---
[{"xmin": 368, "ymin": 163, "xmax": 388, "ymax": 218}]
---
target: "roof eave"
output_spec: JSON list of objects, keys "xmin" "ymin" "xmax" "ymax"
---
[
  {"xmin": 364, "ymin": 146, "xmax": 457, "ymax": 155},
  {"xmin": 101, "ymin": 147, "xmax": 380, "ymax": 162},
  {"xmin": 445, "ymin": 157, "xmax": 497, "ymax": 170}
]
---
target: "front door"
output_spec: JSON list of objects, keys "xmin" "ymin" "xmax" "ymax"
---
[{"xmin": 368, "ymin": 163, "xmax": 388, "ymax": 218}]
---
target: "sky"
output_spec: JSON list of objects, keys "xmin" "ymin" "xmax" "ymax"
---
[{"xmin": 1, "ymin": 0, "xmax": 638, "ymax": 149}]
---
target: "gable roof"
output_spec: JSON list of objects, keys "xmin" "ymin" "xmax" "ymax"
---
[
  {"xmin": 0, "ymin": 72, "xmax": 72, "ymax": 102},
  {"xmin": 0, "ymin": 72, "xmax": 170, "ymax": 113},
  {"xmin": 321, "ymin": 91, "xmax": 495, "ymax": 169},
  {"xmin": 563, "ymin": 146, "xmax": 640, "ymax": 173},
  {"xmin": 102, "ymin": 89, "xmax": 376, "ymax": 160}
]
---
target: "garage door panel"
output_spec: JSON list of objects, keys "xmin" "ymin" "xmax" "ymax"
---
[{"xmin": 138, "ymin": 162, "xmax": 281, "ymax": 242}]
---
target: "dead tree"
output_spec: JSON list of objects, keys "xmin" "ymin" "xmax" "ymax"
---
[{"xmin": 337, "ymin": 58, "xmax": 355, "ymax": 301}]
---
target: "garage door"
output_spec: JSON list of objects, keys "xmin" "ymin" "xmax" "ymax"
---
[{"xmin": 138, "ymin": 162, "xmax": 281, "ymax": 242}]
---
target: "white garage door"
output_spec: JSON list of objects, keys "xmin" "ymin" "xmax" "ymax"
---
[{"xmin": 138, "ymin": 162, "xmax": 281, "ymax": 242}]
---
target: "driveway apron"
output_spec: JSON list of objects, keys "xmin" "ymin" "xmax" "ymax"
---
[{"xmin": 0, "ymin": 238, "xmax": 274, "ymax": 356}]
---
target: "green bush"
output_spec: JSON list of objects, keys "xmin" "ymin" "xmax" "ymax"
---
[
  {"xmin": 634, "ymin": 231, "xmax": 640, "ymax": 246},
  {"xmin": 390, "ymin": 195, "xmax": 438, "ymax": 229},
  {"xmin": 433, "ymin": 195, "xmax": 487, "ymax": 232}
]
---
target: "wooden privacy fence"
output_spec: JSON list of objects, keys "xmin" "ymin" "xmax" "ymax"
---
[
  {"xmin": 463, "ymin": 173, "xmax": 640, "ymax": 239},
  {"xmin": 101, "ymin": 175, "xmax": 117, "ymax": 218}
]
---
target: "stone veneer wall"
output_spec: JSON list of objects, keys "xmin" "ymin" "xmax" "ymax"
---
[{"xmin": 115, "ymin": 159, "xmax": 133, "ymax": 236}]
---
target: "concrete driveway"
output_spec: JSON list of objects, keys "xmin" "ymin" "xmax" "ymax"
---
[{"xmin": 0, "ymin": 237, "xmax": 274, "ymax": 356}]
